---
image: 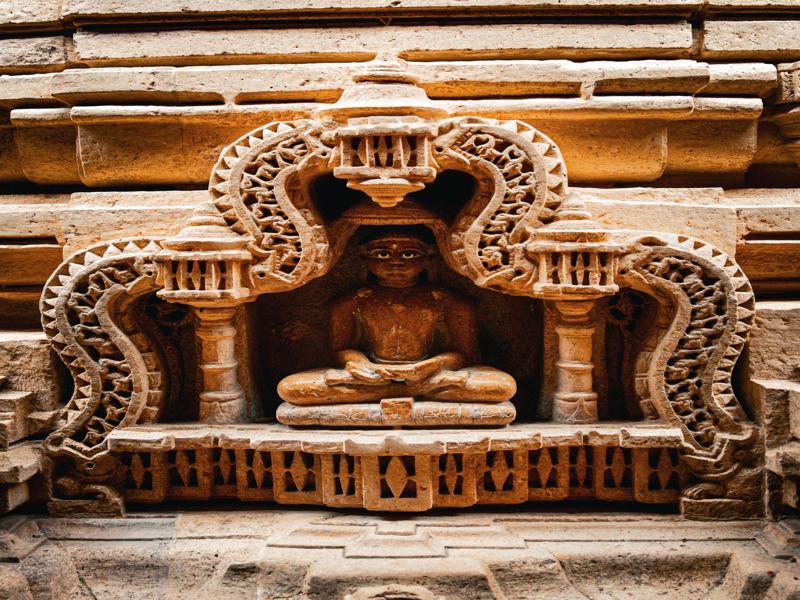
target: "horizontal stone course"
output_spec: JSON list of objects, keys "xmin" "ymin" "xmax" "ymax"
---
[
  {"xmin": 0, "ymin": 36, "xmax": 69, "ymax": 74},
  {"xmin": 703, "ymin": 20, "xmax": 800, "ymax": 61},
  {"xmin": 72, "ymin": 23, "xmax": 694, "ymax": 67}
]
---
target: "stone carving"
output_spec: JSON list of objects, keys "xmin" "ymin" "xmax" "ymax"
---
[
  {"xmin": 618, "ymin": 234, "xmax": 759, "ymax": 518},
  {"xmin": 35, "ymin": 56, "xmax": 760, "ymax": 518},
  {"xmin": 208, "ymin": 120, "xmax": 333, "ymax": 293},
  {"xmin": 39, "ymin": 238, "xmax": 169, "ymax": 514},
  {"xmin": 276, "ymin": 227, "xmax": 517, "ymax": 426}
]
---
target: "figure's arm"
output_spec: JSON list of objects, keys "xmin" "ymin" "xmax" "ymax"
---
[
  {"xmin": 329, "ymin": 295, "xmax": 360, "ymax": 366},
  {"xmin": 443, "ymin": 292, "xmax": 480, "ymax": 365},
  {"xmin": 328, "ymin": 294, "xmax": 386, "ymax": 383}
]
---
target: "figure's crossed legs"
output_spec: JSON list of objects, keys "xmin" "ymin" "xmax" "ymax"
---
[{"xmin": 277, "ymin": 365, "xmax": 516, "ymax": 406}]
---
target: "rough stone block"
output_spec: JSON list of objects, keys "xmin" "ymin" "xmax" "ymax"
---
[
  {"xmin": 0, "ymin": 36, "xmax": 68, "ymax": 74},
  {"xmin": 746, "ymin": 301, "xmax": 800, "ymax": 382},
  {"xmin": 72, "ymin": 23, "xmax": 693, "ymax": 67},
  {"xmin": 0, "ymin": 331, "xmax": 63, "ymax": 411},
  {"xmin": 10, "ymin": 109, "xmax": 81, "ymax": 185},
  {"xmin": 0, "ymin": 0, "xmax": 60, "ymax": 30},
  {"xmin": 703, "ymin": 20, "xmax": 800, "ymax": 61},
  {"xmin": 60, "ymin": 191, "xmax": 204, "ymax": 254}
]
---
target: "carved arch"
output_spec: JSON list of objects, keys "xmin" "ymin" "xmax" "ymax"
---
[
  {"xmin": 208, "ymin": 120, "xmax": 335, "ymax": 293},
  {"xmin": 431, "ymin": 118, "xmax": 568, "ymax": 296},
  {"xmin": 40, "ymin": 239, "xmax": 169, "ymax": 469},
  {"xmin": 618, "ymin": 234, "xmax": 759, "ymax": 498}
]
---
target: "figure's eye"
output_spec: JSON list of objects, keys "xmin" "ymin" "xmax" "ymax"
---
[
  {"xmin": 370, "ymin": 249, "xmax": 391, "ymax": 259},
  {"xmin": 401, "ymin": 250, "xmax": 423, "ymax": 259}
]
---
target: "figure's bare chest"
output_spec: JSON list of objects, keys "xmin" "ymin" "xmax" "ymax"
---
[{"xmin": 357, "ymin": 293, "xmax": 443, "ymax": 334}]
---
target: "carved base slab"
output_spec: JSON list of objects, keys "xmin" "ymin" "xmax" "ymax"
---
[
  {"xmin": 108, "ymin": 423, "xmax": 687, "ymax": 512},
  {"xmin": 276, "ymin": 398, "xmax": 516, "ymax": 427}
]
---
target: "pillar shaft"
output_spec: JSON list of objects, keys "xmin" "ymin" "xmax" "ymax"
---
[
  {"xmin": 552, "ymin": 300, "xmax": 599, "ymax": 424},
  {"xmin": 194, "ymin": 306, "xmax": 245, "ymax": 423}
]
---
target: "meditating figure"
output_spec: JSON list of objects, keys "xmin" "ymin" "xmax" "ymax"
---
[{"xmin": 277, "ymin": 227, "xmax": 516, "ymax": 406}]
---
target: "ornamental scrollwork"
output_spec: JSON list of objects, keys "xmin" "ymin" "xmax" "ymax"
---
[
  {"xmin": 40, "ymin": 239, "xmax": 170, "ymax": 501},
  {"xmin": 208, "ymin": 120, "xmax": 335, "ymax": 293},
  {"xmin": 618, "ymin": 234, "xmax": 760, "ymax": 502},
  {"xmin": 432, "ymin": 118, "xmax": 567, "ymax": 295}
]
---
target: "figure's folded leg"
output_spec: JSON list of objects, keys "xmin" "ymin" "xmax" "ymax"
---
[
  {"xmin": 277, "ymin": 369, "xmax": 395, "ymax": 405},
  {"xmin": 420, "ymin": 366, "xmax": 516, "ymax": 403}
]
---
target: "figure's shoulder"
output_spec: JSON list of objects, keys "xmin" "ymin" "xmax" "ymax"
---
[
  {"xmin": 427, "ymin": 285, "xmax": 475, "ymax": 310},
  {"xmin": 330, "ymin": 288, "xmax": 368, "ymax": 312}
]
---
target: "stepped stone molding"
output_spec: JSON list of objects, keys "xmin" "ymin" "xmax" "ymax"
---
[{"xmin": 36, "ymin": 59, "xmax": 760, "ymax": 517}]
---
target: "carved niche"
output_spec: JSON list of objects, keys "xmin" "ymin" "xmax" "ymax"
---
[{"xmin": 39, "ymin": 58, "xmax": 760, "ymax": 519}]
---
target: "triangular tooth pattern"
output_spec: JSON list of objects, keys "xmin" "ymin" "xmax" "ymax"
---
[
  {"xmin": 731, "ymin": 334, "xmax": 746, "ymax": 346},
  {"xmin": 730, "ymin": 277, "xmax": 749, "ymax": 290},
  {"xmin": 82, "ymin": 251, "xmax": 102, "ymax": 265},
  {"xmin": 48, "ymin": 286, "xmax": 64, "ymax": 296},
  {"xmin": 234, "ymin": 144, "xmax": 250, "ymax": 157},
  {"xmin": 44, "ymin": 297, "xmax": 60, "ymax": 308},
  {"xmin": 123, "ymin": 242, "xmax": 141, "ymax": 253},
  {"xmin": 52, "ymin": 333, "xmax": 66, "ymax": 344},
  {"xmin": 736, "ymin": 291, "xmax": 754, "ymax": 305},
  {"xmin": 212, "ymin": 182, "xmax": 229, "ymax": 195},
  {"xmin": 223, "ymin": 155, "xmax": 239, "ymax": 169},
  {"xmin": 58, "ymin": 274, "xmax": 71, "ymax": 285},
  {"xmin": 532, "ymin": 142, "xmax": 551, "ymax": 156},
  {"xmin": 276, "ymin": 123, "xmax": 294, "ymax": 133},
  {"xmin": 103, "ymin": 245, "xmax": 122, "ymax": 257},
  {"xmin": 143, "ymin": 241, "xmax": 162, "ymax": 253},
  {"xmin": 44, "ymin": 320, "xmax": 58, "ymax": 330},
  {"xmin": 248, "ymin": 136, "xmax": 262, "ymax": 147},
  {"xmin": 77, "ymin": 371, "xmax": 91, "ymax": 383},
  {"xmin": 68, "ymin": 263, "xmax": 83, "ymax": 277},
  {"xmin": 79, "ymin": 385, "xmax": 92, "ymax": 397},
  {"xmin": 216, "ymin": 169, "xmax": 232, "ymax": 181},
  {"xmin": 735, "ymin": 322, "xmax": 751, "ymax": 335}
]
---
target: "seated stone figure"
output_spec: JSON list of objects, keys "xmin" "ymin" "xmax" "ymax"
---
[{"xmin": 276, "ymin": 227, "xmax": 517, "ymax": 426}]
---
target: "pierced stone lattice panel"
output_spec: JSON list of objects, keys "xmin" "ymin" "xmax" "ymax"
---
[
  {"xmin": 115, "ymin": 440, "xmax": 684, "ymax": 510},
  {"xmin": 362, "ymin": 455, "xmax": 433, "ymax": 512}
]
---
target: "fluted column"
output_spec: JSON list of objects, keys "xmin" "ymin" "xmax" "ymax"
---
[
  {"xmin": 552, "ymin": 299, "xmax": 598, "ymax": 424},
  {"xmin": 194, "ymin": 306, "xmax": 245, "ymax": 423}
]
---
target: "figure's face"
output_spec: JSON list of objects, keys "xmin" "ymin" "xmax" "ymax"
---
[{"xmin": 363, "ymin": 235, "xmax": 430, "ymax": 288}]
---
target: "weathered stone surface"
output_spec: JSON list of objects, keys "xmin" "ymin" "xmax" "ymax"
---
[
  {"xmin": 3, "ymin": 512, "xmax": 800, "ymax": 598},
  {"xmin": 746, "ymin": 301, "xmax": 800, "ymax": 382},
  {"xmin": 0, "ymin": 36, "xmax": 68, "ymax": 74},
  {"xmin": 703, "ymin": 20, "xmax": 800, "ymax": 61},
  {"xmin": 60, "ymin": 191, "xmax": 202, "ymax": 254},
  {"xmin": 0, "ymin": 331, "xmax": 62, "ymax": 411},
  {"xmin": 72, "ymin": 23, "xmax": 693, "ymax": 67},
  {"xmin": 0, "ymin": 0, "xmax": 60, "ymax": 30}
]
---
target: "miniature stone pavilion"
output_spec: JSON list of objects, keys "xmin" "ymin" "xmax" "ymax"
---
[{"xmin": 2, "ymin": 2, "xmax": 800, "ymax": 598}]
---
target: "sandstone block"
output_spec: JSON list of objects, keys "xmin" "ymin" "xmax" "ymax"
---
[
  {"xmin": 0, "ymin": 195, "xmax": 67, "ymax": 239},
  {"xmin": 0, "ymin": 0, "xmax": 60, "ymax": 30},
  {"xmin": 0, "ymin": 243, "xmax": 61, "ymax": 286},
  {"xmin": 703, "ymin": 20, "xmax": 800, "ymax": 61},
  {"xmin": 0, "ymin": 331, "xmax": 63, "ymax": 411},
  {"xmin": 72, "ymin": 23, "xmax": 693, "ymax": 67},
  {"xmin": 746, "ymin": 301, "xmax": 800, "ymax": 382},
  {"xmin": 582, "ymin": 197, "xmax": 738, "ymax": 256},
  {"xmin": 60, "ymin": 191, "xmax": 204, "ymax": 254},
  {"xmin": 0, "ymin": 36, "xmax": 68, "ymax": 74},
  {"xmin": 10, "ymin": 109, "xmax": 81, "ymax": 185}
]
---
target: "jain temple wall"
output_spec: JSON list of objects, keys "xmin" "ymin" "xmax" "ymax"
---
[{"xmin": 2, "ymin": 1, "xmax": 800, "ymax": 598}]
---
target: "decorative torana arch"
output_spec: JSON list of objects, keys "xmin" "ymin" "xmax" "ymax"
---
[{"xmin": 39, "ymin": 58, "xmax": 760, "ymax": 519}]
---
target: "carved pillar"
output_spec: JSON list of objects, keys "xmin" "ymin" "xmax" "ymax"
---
[
  {"xmin": 552, "ymin": 299, "xmax": 598, "ymax": 424},
  {"xmin": 194, "ymin": 305, "xmax": 245, "ymax": 423}
]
